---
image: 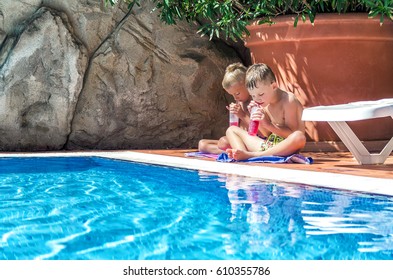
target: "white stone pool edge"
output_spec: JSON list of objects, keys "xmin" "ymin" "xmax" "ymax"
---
[{"xmin": 1, "ymin": 150, "xmax": 392, "ymax": 196}]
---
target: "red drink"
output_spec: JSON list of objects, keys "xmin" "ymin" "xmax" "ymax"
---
[
  {"xmin": 248, "ymin": 120, "xmax": 260, "ymax": 136},
  {"xmin": 229, "ymin": 112, "xmax": 239, "ymax": 127},
  {"xmin": 248, "ymin": 106, "xmax": 259, "ymax": 136}
]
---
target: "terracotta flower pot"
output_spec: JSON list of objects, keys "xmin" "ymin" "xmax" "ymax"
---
[{"xmin": 245, "ymin": 14, "xmax": 393, "ymax": 146}]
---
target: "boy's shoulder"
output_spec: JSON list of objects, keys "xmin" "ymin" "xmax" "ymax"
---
[
  {"xmin": 281, "ymin": 90, "xmax": 298, "ymax": 103},
  {"xmin": 281, "ymin": 90, "xmax": 303, "ymax": 109}
]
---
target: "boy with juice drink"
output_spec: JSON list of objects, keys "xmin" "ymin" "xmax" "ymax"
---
[{"xmin": 225, "ymin": 63, "xmax": 306, "ymax": 160}]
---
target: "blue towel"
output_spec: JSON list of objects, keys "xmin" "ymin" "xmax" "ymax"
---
[{"xmin": 217, "ymin": 152, "xmax": 313, "ymax": 164}]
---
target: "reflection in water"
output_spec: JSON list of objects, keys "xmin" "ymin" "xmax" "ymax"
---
[
  {"xmin": 204, "ymin": 171, "xmax": 393, "ymax": 259},
  {"xmin": 302, "ymin": 192, "xmax": 393, "ymax": 254},
  {"xmin": 221, "ymin": 174, "xmax": 306, "ymax": 257}
]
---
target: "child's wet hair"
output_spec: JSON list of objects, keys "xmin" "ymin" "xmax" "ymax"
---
[{"xmin": 245, "ymin": 63, "xmax": 276, "ymax": 90}]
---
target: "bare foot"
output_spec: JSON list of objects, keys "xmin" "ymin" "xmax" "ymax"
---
[
  {"xmin": 226, "ymin": 149, "xmax": 254, "ymax": 161},
  {"xmin": 226, "ymin": 148, "xmax": 234, "ymax": 158}
]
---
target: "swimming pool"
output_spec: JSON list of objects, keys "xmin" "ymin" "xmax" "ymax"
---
[{"xmin": 0, "ymin": 156, "xmax": 392, "ymax": 260}]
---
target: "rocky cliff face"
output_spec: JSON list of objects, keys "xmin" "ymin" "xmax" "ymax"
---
[{"xmin": 0, "ymin": 0, "xmax": 241, "ymax": 151}]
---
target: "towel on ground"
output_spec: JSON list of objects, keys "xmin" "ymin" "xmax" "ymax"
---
[
  {"xmin": 216, "ymin": 152, "xmax": 313, "ymax": 164},
  {"xmin": 185, "ymin": 151, "xmax": 313, "ymax": 164}
]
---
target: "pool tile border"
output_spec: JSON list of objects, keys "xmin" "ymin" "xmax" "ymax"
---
[{"xmin": 1, "ymin": 151, "xmax": 392, "ymax": 196}]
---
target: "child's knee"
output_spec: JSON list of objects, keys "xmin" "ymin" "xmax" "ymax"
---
[
  {"xmin": 226, "ymin": 125, "xmax": 240, "ymax": 136},
  {"xmin": 198, "ymin": 139, "xmax": 207, "ymax": 151},
  {"xmin": 291, "ymin": 131, "xmax": 306, "ymax": 148},
  {"xmin": 217, "ymin": 136, "xmax": 230, "ymax": 150}
]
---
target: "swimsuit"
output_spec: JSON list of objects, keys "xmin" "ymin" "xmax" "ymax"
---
[{"xmin": 260, "ymin": 133, "xmax": 285, "ymax": 151}]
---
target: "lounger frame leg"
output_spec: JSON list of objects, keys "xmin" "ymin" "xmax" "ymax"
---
[{"xmin": 328, "ymin": 121, "xmax": 393, "ymax": 165}]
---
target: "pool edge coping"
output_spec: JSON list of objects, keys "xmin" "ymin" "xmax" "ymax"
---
[{"xmin": 1, "ymin": 150, "xmax": 392, "ymax": 196}]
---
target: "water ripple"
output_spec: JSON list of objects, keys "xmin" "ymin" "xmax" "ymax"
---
[
  {"xmin": 75, "ymin": 210, "xmax": 186, "ymax": 257},
  {"xmin": 35, "ymin": 217, "xmax": 97, "ymax": 260},
  {"xmin": 1, "ymin": 157, "xmax": 393, "ymax": 260}
]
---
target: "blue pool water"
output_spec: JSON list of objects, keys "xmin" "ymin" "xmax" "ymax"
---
[{"xmin": 0, "ymin": 156, "xmax": 392, "ymax": 260}]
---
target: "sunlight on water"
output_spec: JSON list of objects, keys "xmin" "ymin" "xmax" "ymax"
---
[{"xmin": 0, "ymin": 157, "xmax": 392, "ymax": 260}]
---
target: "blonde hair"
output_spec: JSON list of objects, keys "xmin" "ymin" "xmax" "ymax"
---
[
  {"xmin": 245, "ymin": 63, "xmax": 276, "ymax": 90},
  {"xmin": 222, "ymin": 62, "xmax": 247, "ymax": 90}
]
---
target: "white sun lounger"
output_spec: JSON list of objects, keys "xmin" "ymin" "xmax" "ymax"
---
[{"xmin": 302, "ymin": 98, "xmax": 393, "ymax": 165}]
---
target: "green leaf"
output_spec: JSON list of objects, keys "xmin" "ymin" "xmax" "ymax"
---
[
  {"xmin": 105, "ymin": 0, "xmax": 393, "ymax": 40},
  {"xmin": 294, "ymin": 15, "xmax": 299, "ymax": 27}
]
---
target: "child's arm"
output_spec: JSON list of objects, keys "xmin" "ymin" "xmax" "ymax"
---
[
  {"xmin": 256, "ymin": 108, "xmax": 272, "ymax": 137},
  {"xmin": 236, "ymin": 104, "xmax": 250, "ymax": 125},
  {"xmin": 248, "ymin": 101, "xmax": 271, "ymax": 137},
  {"xmin": 284, "ymin": 97, "xmax": 305, "ymax": 134},
  {"xmin": 228, "ymin": 102, "xmax": 250, "ymax": 130}
]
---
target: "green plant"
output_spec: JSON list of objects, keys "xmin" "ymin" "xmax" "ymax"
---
[{"xmin": 105, "ymin": 0, "xmax": 393, "ymax": 40}]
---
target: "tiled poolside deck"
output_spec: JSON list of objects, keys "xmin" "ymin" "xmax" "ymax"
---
[{"xmin": 134, "ymin": 149, "xmax": 393, "ymax": 180}]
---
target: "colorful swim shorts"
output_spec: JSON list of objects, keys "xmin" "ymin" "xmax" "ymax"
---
[{"xmin": 260, "ymin": 133, "xmax": 285, "ymax": 151}]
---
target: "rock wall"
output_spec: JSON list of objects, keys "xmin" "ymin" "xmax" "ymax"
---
[{"xmin": 0, "ymin": 0, "xmax": 241, "ymax": 151}]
